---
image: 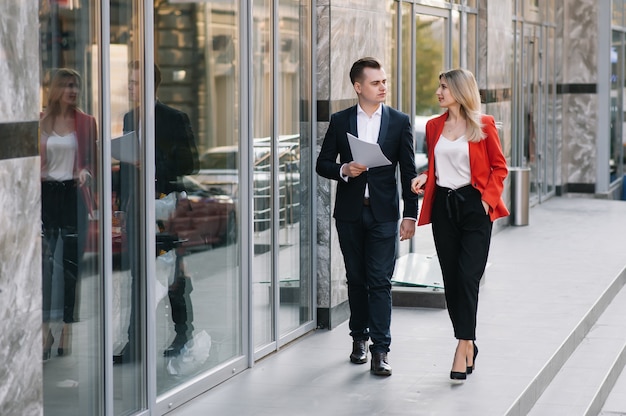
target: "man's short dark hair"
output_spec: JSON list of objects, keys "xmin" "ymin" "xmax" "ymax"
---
[
  {"xmin": 349, "ymin": 57, "xmax": 382, "ymax": 85},
  {"xmin": 129, "ymin": 60, "xmax": 162, "ymax": 91}
]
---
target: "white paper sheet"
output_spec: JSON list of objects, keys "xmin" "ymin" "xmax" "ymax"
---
[
  {"xmin": 111, "ymin": 131, "xmax": 139, "ymax": 163},
  {"xmin": 347, "ymin": 132, "xmax": 392, "ymax": 168}
]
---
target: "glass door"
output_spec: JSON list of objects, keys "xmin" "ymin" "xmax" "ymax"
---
[
  {"xmin": 150, "ymin": 0, "xmax": 245, "ymax": 409},
  {"xmin": 252, "ymin": 0, "xmax": 314, "ymax": 358},
  {"xmin": 109, "ymin": 1, "xmax": 148, "ymax": 414},
  {"xmin": 611, "ymin": 30, "xmax": 625, "ymax": 185},
  {"xmin": 414, "ymin": 8, "xmax": 448, "ymax": 166},
  {"xmin": 276, "ymin": 0, "xmax": 313, "ymax": 340},
  {"xmin": 521, "ymin": 24, "xmax": 541, "ymax": 203},
  {"xmin": 39, "ymin": 1, "xmax": 104, "ymax": 414}
]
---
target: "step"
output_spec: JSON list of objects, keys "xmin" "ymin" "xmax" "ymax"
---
[
  {"xmin": 505, "ymin": 266, "xmax": 626, "ymax": 416},
  {"xmin": 599, "ymin": 362, "xmax": 626, "ymax": 415},
  {"xmin": 527, "ymin": 283, "xmax": 626, "ymax": 415}
]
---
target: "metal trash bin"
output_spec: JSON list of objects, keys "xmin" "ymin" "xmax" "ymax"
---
[{"xmin": 510, "ymin": 167, "xmax": 530, "ymax": 226}]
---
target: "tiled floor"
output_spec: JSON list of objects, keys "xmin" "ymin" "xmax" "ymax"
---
[{"xmin": 170, "ymin": 197, "xmax": 626, "ymax": 416}]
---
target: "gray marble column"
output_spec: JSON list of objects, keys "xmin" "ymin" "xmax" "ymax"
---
[
  {"xmin": 315, "ymin": 0, "xmax": 395, "ymax": 328},
  {"xmin": 0, "ymin": 1, "xmax": 42, "ymax": 415},
  {"xmin": 560, "ymin": 0, "xmax": 599, "ymax": 190}
]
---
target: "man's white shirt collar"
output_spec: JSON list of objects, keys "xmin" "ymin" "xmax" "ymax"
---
[{"xmin": 357, "ymin": 103, "xmax": 383, "ymax": 118}]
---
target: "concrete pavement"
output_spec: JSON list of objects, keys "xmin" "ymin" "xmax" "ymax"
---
[{"xmin": 170, "ymin": 196, "xmax": 626, "ymax": 416}]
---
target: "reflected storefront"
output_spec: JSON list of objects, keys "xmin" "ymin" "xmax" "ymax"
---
[{"xmin": 38, "ymin": 0, "xmax": 312, "ymax": 414}]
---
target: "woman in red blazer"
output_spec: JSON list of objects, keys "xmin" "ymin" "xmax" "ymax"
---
[
  {"xmin": 40, "ymin": 68, "xmax": 97, "ymax": 360},
  {"xmin": 412, "ymin": 68, "xmax": 508, "ymax": 381}
]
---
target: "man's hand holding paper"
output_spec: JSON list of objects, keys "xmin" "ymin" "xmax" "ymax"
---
[{"xmin": 347, "ymin": 132, "xmax": 392, "ymax": 168}]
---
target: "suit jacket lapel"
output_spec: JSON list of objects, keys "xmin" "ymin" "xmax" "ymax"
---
[
  {"xmin": 377, "ymin": 104, "xmax": 389, "ymax": 146},
  {"xmin": 348, "ymin": 106, "xmax": 358, "ymax": 137}
]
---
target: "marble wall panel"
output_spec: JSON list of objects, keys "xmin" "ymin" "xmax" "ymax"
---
[
  {"xmin": 316, "ymin": 1, "xmax": 396, "ymax": 315},
  {"xmin": 562, "ymin": 0, "xmax": 597, "ymax": 83},
  {"xmin": 316, "ymin": 121, "xmax": 331, "ymax": 308},
  {"xmin": 561, "ymin": 93, "xmax": 597, "ymax": 184},
  {"xmin": 317, "ymin": 5, "xmax": 331, "ymax": 101},
  {"xmin": 0, "ymin": 0, "xmax": 39, "ymax": 122},
  {"xmin": 328, "ymin": 6, "xmax": 394, "ymax": 101},
  {"xmin": 485, "ymin": 0, "xmax": 514, "ymax": 88},
  {"xmin": 477, "ymin": 0, "xmax": 488, "ymax": 87},
  {"xmin": 555, "ymin": 95, "xmax": 564, "ymax": 187},
  {"xmin": 0, "ymin": 157, "xmax": 42, "ymax": 416},
  {"xmin": 555, "ymin": 0, "xmax": 565, "ymax": 83}
]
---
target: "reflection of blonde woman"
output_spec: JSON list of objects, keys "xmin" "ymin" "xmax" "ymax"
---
[
  {"xmin": 412, "ymin": 68, "xmax": 508, "ymax": 381},
  {"xmin": 40, "ymin": 68, "xmax": 97, "ymax": 360}
]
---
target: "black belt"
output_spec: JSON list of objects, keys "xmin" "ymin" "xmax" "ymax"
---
[
  {"xmin": 42, "ymin": 179, "xmax": 76, "ymax": 189},
  {"xmin": 363, "ymin": 197, "xmax": 370, "ymax": 206},
  {"xmin": 437, "ymin": 184, "xmax": 474, "ymax": 222}
]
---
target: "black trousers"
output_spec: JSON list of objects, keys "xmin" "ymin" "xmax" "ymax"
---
[
  {"xmin": 431, "ymin": 185, "xmax": 492, "ymax": 341},
  {"xmin": 41, "ymin": 180, "xmax": 87, "ymax": 323},
  {"xmin": 336, "ymin": 205, "xmax": 397, "ymax": 353},
  {"xmin": 125, "ymin": 207, "xmax": 194, "ymax": 359}
]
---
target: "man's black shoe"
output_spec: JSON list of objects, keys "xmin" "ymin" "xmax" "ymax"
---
[
  {"xmin": 370, "ymin": 352, "xmax": 392, "ymax": 376},
  {"xmin": 349, "ymin": 340, "xmax": 368, "ymax": 364},
  {"xmin": 113, "ymin": 342, "xmax": 134, "ymax": 364},
  {"xmin": 163, "ymin": 336, "xmax": 188, "ymax": 357}
]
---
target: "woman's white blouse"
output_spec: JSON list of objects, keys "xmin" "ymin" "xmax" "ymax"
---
[
  {"xmin": 434, "ymin": 134, "xmax": 471, "ymax": 189},
  {"xmin": 44, "ymin": 131, "xmax": 77, "ymax": 181}
]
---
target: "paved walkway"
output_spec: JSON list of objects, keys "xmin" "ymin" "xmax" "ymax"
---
[{"xmin": 170, "ymin": 197, "xmax": 626, "ymax": 416}]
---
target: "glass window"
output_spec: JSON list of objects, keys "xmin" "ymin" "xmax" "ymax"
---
[
  {"xmin": 400, "ymin": 2, "xmax": 412, "ymax": 115},
  {"xmin": 151, "ymin": 0, "xmax": 242, "ymax": 395},
  {"xmin": 277, "ymin": 0, "xmax": 313, "ymax": 337},
  {"xmin": 39, "ymin": 1, "xmax": 103, "ymax": 414},
  {"xmin": 613, "ymin": 0, "xmax": 624, "ymax": 27},
  {"xmin": 414, "ymin": 13, "xmax": 447, "ymax": 117},
  {"xmin": 466, "ymin": 13, "xmax": 477, "ymax": 73},
  {"xmin": 109, "ymin": 1, "xmax": 146, "ymax": 414},
  {"xmin": 611, "ymin": 31, "xmax": 625, "ymax": 183},
  {"xmin": 251, "ymin": 0, "xmax": 274, "ymax": 352},
  {"xmin": 452, "ymin": 10, "xmax": 460, "ymax": 69}
]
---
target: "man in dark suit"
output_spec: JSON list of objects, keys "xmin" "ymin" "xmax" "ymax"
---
[
  {"xmin": 117, "ymin": 61, "xmax": 199, "ymax": 362},
  {"xmin": 316, "ymin": 57, "xmax": 418, "ymax": 376}
]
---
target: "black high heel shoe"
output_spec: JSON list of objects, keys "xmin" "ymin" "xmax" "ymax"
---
[
  {"xmin": 58, "ymin": 324, "xmax": 72, "ymax": 356},
  {"xmin": 43, "ymin": 329, "xmax": 54, "ymax": 361},
  {"xmin": 467, "ymin": 342, "xmax": 479, "ymax": 375},
  {"xmin": 450, "ymin": 370, "xmax": 467, "ymax": 380}
]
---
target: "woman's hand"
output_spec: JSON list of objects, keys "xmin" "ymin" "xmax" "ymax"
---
[
  {"xmin": 411, "ymin": 174, "xmax": 427, "ymax": 195},
  {"xmin": 78, "ymin": 169, "xmax": 92, "ymax": 186},
  {"xmin": 481, "ymin": 200, "xmax": 489, "ymax": 215}
]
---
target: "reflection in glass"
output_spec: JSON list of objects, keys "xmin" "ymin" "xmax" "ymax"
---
[
  {"xmin": 522, "ymin": 25, "xmax": 540, "ymax": 198},
  {"xmin": 277, "ymin": 0, "xmax": 313, "ymax": 336},
  {"xmin": 110, "ymin": 1, "xmax": 145, "ymax": 415},
  {"xmin": 400, "ymin": 2, "xmax": 412, "ymax": 115},
  {"xmin": 252, "ymin": 0, "xmax": 274, "ymax": 351},
  {"xmin": 39, "ymin": 1, "xmax": 103, "ymax": 415},
  {"xmin": 153, "ymin": 0, "xmax": 242, "ymax": 395},
  {"xmin": 466, "ymin": 13, "xmax": 477, "ymax": 74},
  {"xmin": 611, "ymin": 31, "xmax": 624, "ymax": 184},
  {"xmin": 452, "ymin": 11, "xmax": 460, "ymax": 69},
  {"xmin": 414, "ymin": 13, "xmax": 446, "ymax": 117},
  {"xmin": 545, "ymin": 27, "xmax": 556, "ymax": 195}
]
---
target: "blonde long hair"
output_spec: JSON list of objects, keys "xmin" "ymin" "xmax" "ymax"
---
[
  {"xmin": 439, "ymin": 68, "xmax": 485, "ymax": 143},
  {"xmin": 41, "ymin": 68, "xmax": 82, "ymax": 133}
]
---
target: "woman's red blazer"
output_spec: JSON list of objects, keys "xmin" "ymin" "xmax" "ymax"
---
[{"xmin": 417, "ymin": 112, "xmax": 509, "ymax": 226}]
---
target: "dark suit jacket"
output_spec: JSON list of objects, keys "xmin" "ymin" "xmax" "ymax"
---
[
  {"xmin": 316, "ymin": 104, "xmax": 418, "ymax": 223},
  {"xmin": 119, "ymin": 101, "xmax": 199, "ymax": 209}
]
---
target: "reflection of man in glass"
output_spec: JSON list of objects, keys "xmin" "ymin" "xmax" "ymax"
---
[{"xmin": 117, "ymin": 62, "xmax": 199, "ymax": 362}]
